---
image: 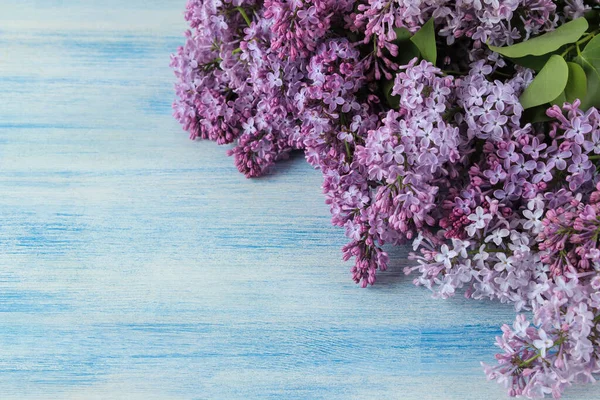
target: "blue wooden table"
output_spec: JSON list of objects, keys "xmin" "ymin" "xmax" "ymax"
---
[{"xmin": 0, "ymin": 2, "xmax": 597, "ymax": 399}]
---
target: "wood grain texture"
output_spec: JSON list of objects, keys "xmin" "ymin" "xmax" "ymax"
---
[{"xmin": 0, "ymin": 2, "xmax": 597, "ymax": 399}]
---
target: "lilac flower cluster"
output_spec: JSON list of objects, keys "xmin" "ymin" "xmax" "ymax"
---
[
  {"xmin": 356, "ymin": 0, "xmax": 558, "ymax": 46},
  {"xmin": 172, "ymin": 1, "xmax": 600, "ymax": 397},
  {"xmin": 407, "ymin": 101, "xmax": 600, "ymax": 395},
  {"xmin": 353, "ymin": 0, "xmax": 560, "ymax": 78}
]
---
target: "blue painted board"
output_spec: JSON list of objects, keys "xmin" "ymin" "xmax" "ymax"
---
[{"xmin": 0, "ymin": 2, "xmax": 597, "ymax": 399}]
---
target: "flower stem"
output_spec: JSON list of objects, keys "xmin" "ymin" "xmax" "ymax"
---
[
  {"xmin": 561, "ymin": 30, "xmax": 599, "ymax": 57},
  {"xmin": 519, "ymin": 353, "xmax": 540, "ymax": 367},
  {"xmin": 344, "ymin": 141, "xmax": 352, "ymax": 159},
  {"xmin": 236, "ymin": 6, "xmax": 252, "ymax": 27}
]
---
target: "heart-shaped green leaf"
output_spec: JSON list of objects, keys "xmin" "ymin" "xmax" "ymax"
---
[
  {"xmin": 394, "ymin": 27, "xmax": 412, "ymax": 42},
  {"xmin": 519, "ymin": 54, "xmax": 569, "ymax": 109},
  {"xmin": 392, "ymin": 27, "xmax": 421, "ymax": 65},
  {"xmin": 522, "ymin": 105, "xmax": 554, "ymax": 124},
  {"xmin": 489, "ymin": 17, "xmax": 588, "ymax": 58},
  {"xmin": 574, "ymin": 34, "xmax": 600, "ymax": 110},
  {"xmin": 510, "ymin": 54, "xmax": 553, "ymax": 71},
  {"xmin": 564, "ymin": 61, "xmax": 587, "ymax": 103},
  {"xmin": 410, "ymin": 18, "xmax": 436, "ymax": 65},
  {"xmin": 551, "ymin": 91, "xmax": 567, "ymax": 106},
  {"xmin": 395, "ymin": 43, "xmax": 420, "ymax": 66}
]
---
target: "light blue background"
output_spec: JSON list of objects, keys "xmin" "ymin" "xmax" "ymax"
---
[{"xmin": 0, "ymin": 1, "xmax": 597, "ymax": 399}]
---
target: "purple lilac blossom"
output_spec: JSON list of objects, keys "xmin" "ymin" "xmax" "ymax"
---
[{"xmin": 171, "ymin": 1, "xmax": 600, "ymax": 397}]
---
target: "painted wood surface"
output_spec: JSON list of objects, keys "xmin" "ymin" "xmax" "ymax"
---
[{"xmin": 0, "ymin": 2, "xmax": 597, "ymax": 399}]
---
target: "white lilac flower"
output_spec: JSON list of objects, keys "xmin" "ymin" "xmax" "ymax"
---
[
  {"xmin": 533, "ymin": 329, "xmax": 554, "ymax": 358},
  {"xmin": 522, "ymin": 208, "xmax": 544, "ymax": 233},
  {"xmin": 435, "ymin": 244, "xmax": 458, "ymax": 268},
  {"xmin": 485, "ymin": 228, "xmax": 510, "ymax": 246},
  {"xmin": 468, "ymin": 206, "xmax": 493, "ymax": 229}
]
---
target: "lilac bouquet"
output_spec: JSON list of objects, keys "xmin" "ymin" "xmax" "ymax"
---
[{"xmin": 171, "ymin": 0, "xmax": 600, "ymax": 397}]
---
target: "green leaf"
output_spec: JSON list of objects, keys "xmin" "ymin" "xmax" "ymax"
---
[
  {"xmin": 564, "ymin": 61, "xmax": 587, "ymax": 103},
  {"xmin": 510, "ymin": 54, "xmax": 553, "ymax": 71},
  {"xmin": 392, "ymin": 27, "xmax": 421, "ymax": 65},
  {"xmin": 394, "ymin": 27, "xmax": 412, "ymax": 42},
  {"xmin": 383, "ymin": 79, "xmax": 399, "ymax": 109},
  {"xmin": 410, "ymin": 18, "xmax": 436, "ymax": 64},
  {"xmin": 551, "ymin": 91, "xmax": 566, "ymax": 106},
  {"xmin": 519, "ymin": 55, "xmax": 569, "ymax": 109},
  {"xmin": 522, "ymin": 105, "xmax": 553, "ymax": 124},
  {"xmin": 488, "ymin": 17, "xmax": 588, "ymax": 58},
  {"xmin": 395, "ymin": 42, "xmax": 421, "ymax": 66},
  {"xmin": 574, "ymin": 34, "xmax": 600, "ymax": 110}
]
